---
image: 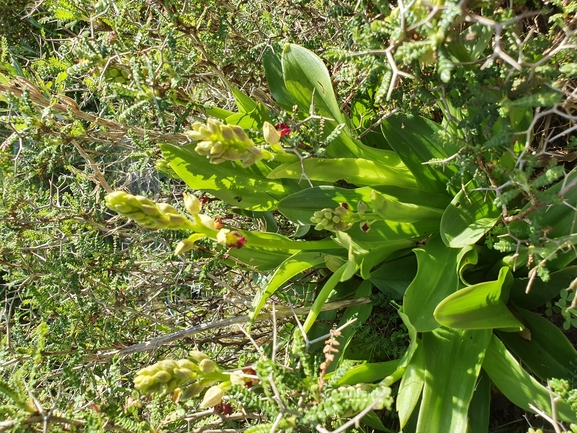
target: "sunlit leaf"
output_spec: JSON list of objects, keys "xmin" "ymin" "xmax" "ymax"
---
[
  {"xmin": 434, "ymin": 267, "xmax": 523, "ymax": 331},
  {"xmin": 250, "ymin": 252, "xmax": 327, "ymax": 324},
  {"xmin": 440, "ymin": 181, "xmax": 501, "ymax": 248},
  {"xmin": 403, "ymin": 236, "xmax": 466, "ymax": 332},
  {"xmin": 416, "ymin": 327, "xmax": 492, "ymax": 433}
]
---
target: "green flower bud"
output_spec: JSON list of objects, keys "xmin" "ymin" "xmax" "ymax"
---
[
  {"xmin": 199, "ymin": 358, "xmax": 218, "ymax": 374},
  {"xmin": 173, "ymin": 368, "xmax": 195, "ymax": 382},
  {"xmin": 263, "ymin": 121, "xmax": 280, "ymax": 145},
  {"xmin": 151, "ymin": 370, "xmax": 171, "ymax": 383},
  {"xmin": 200, "ymin": 386, "xmax": 224, "ymax": 408},
  {"xmin": 183, "ymin": 193, "xmax": 201, "ymax": 215},
  {"xmin": 189, "ymin": 350, "xmax": 209, "ymax": 362},
  {"xmin": 182, "ymin": 382, "xmax": 206, "ymax": 400}
]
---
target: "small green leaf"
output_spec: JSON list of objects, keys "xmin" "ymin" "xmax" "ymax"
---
[
  {"xmin": 329, "ymin": 360, "xmax": 399, "ymax": 386},
  {"xmin": 303, "ymin": 263, "xmax": 347, "ymax": 332},
  {"xmin": 397, "ymin": 343, "xmax": 425, "ymax": 429}
]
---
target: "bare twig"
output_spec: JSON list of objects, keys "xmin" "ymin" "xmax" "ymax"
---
[{"xmin": 93, "ymin": 298, "xmax": 370, "ymax": 360}]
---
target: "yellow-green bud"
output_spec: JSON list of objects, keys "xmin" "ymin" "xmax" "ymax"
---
[
  {"xmin": 177, "ymin": 359, "xmax": 198, "ymax": 371},
  {"xmin": 199, "ymin": 386, "xmax": 224, "ymax": 408},
  {"xmin": 183, "ymin": 193, "xmax": 201, "ymax": 215},
  {"xmin": 158, "ymin": 360, "xmax": 178, "ymax": 372},
  {"xmin": 181, "ymin": 382, "xmax": 206, "ymax": 400},
  {"xmin": 173, "ymin": 368, "xmax": 195, "ymax": 382},
  {"xmin": 199, "ymin": 358, "xmax": 218, "ymax": 374},
  {"xmin": 152, "ymin": 370, "xmax": 172, "ymax": 383},
  {"xmin": 189, "ymin": 350, "xmax": 209, "ymax": 362},
  {"xmin": 263, "ymin": 121, "xmax": 280, "ymax": 145}
]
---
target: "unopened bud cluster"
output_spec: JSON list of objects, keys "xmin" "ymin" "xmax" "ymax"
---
[
  {"xmin": 106, "ymin": 191, "xmax": 248, "ymax": 253},
  {"xmin": 134, "ymin": 359, "xmax": 198, "ymax": 396},
  {"xmin": 134, "ymin": 351, "xmax": 230, "ymax": 408},
  {"xmin": 310, "ymin": 202, "xmax": 374, "ymax": 232},
  {"xmin": 185, "ymin": 119, "xmax": 269, "ymax": 167},
  {"xmin": 105, "ymin": 191, "xmax": 192, "ymax": 230},
  {"xmin": 310, "ymin": 204, "xmax": 354, "ymax": 231}
]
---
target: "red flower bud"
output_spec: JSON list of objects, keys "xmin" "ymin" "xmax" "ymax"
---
[{"xmin": 275, "ymin": 122, "xmax": 291, "ymax": 137}]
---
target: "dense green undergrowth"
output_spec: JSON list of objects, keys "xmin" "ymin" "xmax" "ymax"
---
[{"xmin": 2, "ymin": 1, "xmax": 577, "ymax": 432}]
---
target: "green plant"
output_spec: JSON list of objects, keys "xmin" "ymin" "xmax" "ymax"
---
[{"xmin": 3, "ymin": 0, "xmax": 577, "ymax": 432}]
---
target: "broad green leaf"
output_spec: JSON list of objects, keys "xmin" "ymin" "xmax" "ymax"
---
[
  {"xmin": 370, "ymin": 255, "xmax": 417, "ymax": 298},
  {"xmin": 250, "ymin": 252, "xmax": 327, "ymax": 323},
  {"xmin": 266, "ymin": 157, "xmax": 416, "ymax": 189},
  {"xmin": 160, "ymin": 143, "xmax": 297, "ymax": 211},
  {"xmin": 434, "ymin": 267, "xmax": 523, "ymax": 331},
  {"xmin": 225, "ymin": 104, "xmax": 270, "ymax": 130},
  {"xmin": 440, "ymin": 181, "xmax": 501, "ymax": 248},
  {"xmin": 281, "ymin": 43, "xmax": 395, "ymax": 162},
  {"xmin": 510, "ymin": 266, "xmax": 577, "ymax": 309},
  {"xmin": 228, "ymin": 247, "xmax": 291, "ymax": 271},
  {"xmin": 303, "ymin": 263, "xmax": 347, "ymax": 332},
  {"xmin": 497, "ymin": 308, "xmax": 577, "ymax": 381},
  {"xmin": 482, "ymin": 335, "xmax": 577, "ymax": 423},
  {"xmin": 263, "ymin": 47, "xmax": 297, "ymax": 110},
  {"xmin": 370, "ymin": 189, "xmax": 444, "ymax": 223},
  {"xmin": 282, "ymin": 43, "xmax": 345, "ymax": 125},
  {"xmin": 277, "ymin": 186, "xmax": 444, "ymax": 243},
  {"xmin": 397, "ymin": 343, "xmax": 425, "ymax": 429},
  {"xmin": 403, "ymin": 236, "xmax": 465, "ymax": 332},
  {"xmin": 381, "ymin": 114, "xmax": 460, "ymax": 195},
  {"xmin": 358, "ymin": 239, "xmax": 415, "ymax": 279},
  {"xmin": 467, "ymin": 373, "xmax": 491, "ymax": 433},
  {"xmin": 329, "ymin": 360, "xmax": 399, "ymax": 386},
  {"xmin": 416, "ymin": 327, "xmax": 492, "ymax": 433}
]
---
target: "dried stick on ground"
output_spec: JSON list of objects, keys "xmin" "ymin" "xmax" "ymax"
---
[{"xmin": 93, "ymin": 298, "xmax": 371, "ymax": 360}]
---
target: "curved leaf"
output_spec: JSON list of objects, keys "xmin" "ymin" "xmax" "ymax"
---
[
  {"xmin": 434, "ymin": 267, "xmax": 523, "ymax": 331},
  {"xmin": 403, "ymin": 236, "xmax": 466, "ymax": 332},
  {"xmin": 161, "ymin": 143, "xmax": 298, "ymax": 211},
  {"xmin": 440, "ymin": 181, "xmax": 501, "ymax": 248},
  {"xmin": 250, "ymin": 251, "xmax": 327, "ymax": 324},
  {"xmin": 497, "ymin": 308, "xmax": 577, "ymax": 381},
  {"xmin": 482, "ymin": 335, "xmax": 577, "ymax": 423},
  {"xmin": 282, "ymin": 43, "xmax": 345, "ymax": 125},
  {"xmin": 330, "ymin": 360, "xmax": 399, "ymax": 386},
  {"xmin": 266, "ymin": 157, "xmax": 416, "ymax": 188}
]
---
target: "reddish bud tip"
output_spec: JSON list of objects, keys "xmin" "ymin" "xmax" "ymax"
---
[{"xmin": 275, "ymin": 122, "xmax": 291, "ymax": 137}]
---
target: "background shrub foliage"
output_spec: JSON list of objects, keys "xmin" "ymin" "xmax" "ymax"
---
[{"xmin": 1, "ymin": 0, "xmax": 577, "ymax": 432}]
